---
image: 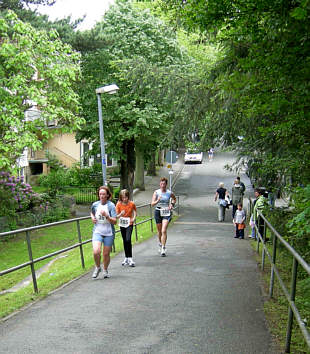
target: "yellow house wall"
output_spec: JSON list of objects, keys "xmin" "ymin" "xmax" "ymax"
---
[{"xmin": 44, "ymin": 133, "xmax": 80, "ymax": 167}]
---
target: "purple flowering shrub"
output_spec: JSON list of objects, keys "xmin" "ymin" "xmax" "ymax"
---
[{"xmin": 0, "ymin": 172, "xmax": 44, "ymax": 216}]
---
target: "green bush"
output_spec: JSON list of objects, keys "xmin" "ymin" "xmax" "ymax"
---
[
  {"xmin": 286, "ymin": 184, "xmax": 310, "ymax": 264},
  {"xmin": 38, "ymin": 170, "xmax": 71, "ymax": 197}
]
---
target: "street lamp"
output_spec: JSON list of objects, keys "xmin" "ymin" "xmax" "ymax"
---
[{"xmin": 96, "ymin": 84, "xmax": 119, "ymax": 186}]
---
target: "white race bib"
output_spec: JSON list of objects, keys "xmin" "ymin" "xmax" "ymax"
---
[
  {"xmin": 160, "ymin": 208, "xmax": 170, "ymax": 217},
  {"xmin": 95, "ymin": 205, "xmax": 109, "ymax": 224},
  {"xmin": 119, "ymin": 217, "xmax": 130, "ymax": 228}
]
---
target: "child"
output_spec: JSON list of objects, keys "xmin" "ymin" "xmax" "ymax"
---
[
  {"xmin": 116, "ymin": 189, "xmax": 137, "ymax": 267},
  {"xmin": 233, "ymin": 203, "xmax": 246, "ymax": 239}
]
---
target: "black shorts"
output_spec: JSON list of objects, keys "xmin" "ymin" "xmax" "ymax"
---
[{"xmin": 154, "ymin": 208, "xmax": 172, "ymax": 224}]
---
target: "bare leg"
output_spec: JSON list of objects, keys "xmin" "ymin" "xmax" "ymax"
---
[
  {"xmin": 156, "ymin": 223, "xmax": 162, "ymax": 243},
  {"xmin": 92, "ymin": 241, "xmax": 102, "ymax": 267},
  {"xmin": 161, "ymin": 219, "xmax": 170, "ymax": 246},
  {"xmin": 102, "ymin": 245, "xmax": 112, "ymax": 270}
]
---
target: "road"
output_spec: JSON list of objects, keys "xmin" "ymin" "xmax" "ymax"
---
[{"xmin": 0, "ymin": 152, "xmax": 279, "ymax": 353}]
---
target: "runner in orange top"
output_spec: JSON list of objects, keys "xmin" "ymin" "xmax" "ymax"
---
[{"xmin": 116, "ymin": 189, "xmax": 137, "ymax": 267}]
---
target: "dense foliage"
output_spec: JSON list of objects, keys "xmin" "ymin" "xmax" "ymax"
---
[
  {"xmin": 159, "ymin": 0, "xmax": 310, "ymax": 190},
  {"xmin": 0, "ymin": 11, "xmax": 83, "ymax": 170}
]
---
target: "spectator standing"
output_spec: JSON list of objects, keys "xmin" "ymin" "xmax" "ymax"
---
[
  {"xmin": 236, "ymin": 176, "xmax": 245, "ymax": 196},
  {"xmin": 253, "ymin": 188, "xmax": 268, "ymax": 240},
  {"xmin": 231, "ymin": 179, "xmax": 243, "ymax": 219},
  {"xmin": 233, "ymin": 203, "xmax": 246, "ymax": 239}
]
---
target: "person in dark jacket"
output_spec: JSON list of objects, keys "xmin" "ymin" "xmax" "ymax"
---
[{"xmin": 231, "ymin": 179, "xmax": 243, "ymax": 219}]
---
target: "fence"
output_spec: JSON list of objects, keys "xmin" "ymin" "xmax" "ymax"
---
[
  {"xmin": 249, "ymin": 199, "xmax": 310, "ymax": 353},
  {"xmin": 0, "ymin": 198, "xmax": 179, "ymax": 294}
]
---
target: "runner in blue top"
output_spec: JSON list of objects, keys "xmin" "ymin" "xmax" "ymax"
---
[
  {"xmin": 151, "ymin": 177, "xmax": 176, "ymax": 257},
  {"xmin": 90, "ymin": 186, "xmax": 117, "ymax": 279}
]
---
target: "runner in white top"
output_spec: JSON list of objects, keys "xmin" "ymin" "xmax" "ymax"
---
[{"xmin": 151, "ymin": 177, "xmax": 176, "ymax": 256}]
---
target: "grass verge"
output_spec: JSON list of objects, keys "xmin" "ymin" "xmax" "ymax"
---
[
  {"xmin": 250, "ymin": 239, "xmax": 310, "ymax": 354},
  {"xmin": 0, "ymin": 215, "xmax": 174, "ymax": 319}
]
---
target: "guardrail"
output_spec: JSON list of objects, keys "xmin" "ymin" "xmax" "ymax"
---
[
  {"xmin": 0, "ymin": 197, "xmax": 179, "ymax": 294},
  {"xmin": 249, "ymin": 199, "xmax": 310, "ymax": 353}
]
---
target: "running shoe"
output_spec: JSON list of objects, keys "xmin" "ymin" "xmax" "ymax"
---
[
  {"xmin": 92, "ymin": 267, "xmax": 101, "ymax": 278},
  {"xmin": 161, "ymin": 246, "xmax": 166, "ymax": 257},
  {"xmin": 128, "ymin": 258, "xmax": 135, "ymax": 267},
  {"xmin": 103, "ymin": 269, "xmax": 110, "ymax": 278},
  {"xmin": 158, "ymin": 243, "xmax": 162, "ymax": 253},
  {"xmin": 122, "ymin": 258, "xmax": 128, "ymax": 266}
]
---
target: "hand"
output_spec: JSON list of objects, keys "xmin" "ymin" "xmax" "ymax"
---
[
  {"xmin": 120, "ymin": 210, "xmax": 125, "ymax": 216},
  {"xmin": 91, "ymin": 216, "xmax": 97, "ymax": 224},
  {"xmin": 101, "ymin": 209, "xmax": 109, "ymax": 218},
  {"xmin": 156, "ymin": 195, "xmax": 161, "ymax": 203}
]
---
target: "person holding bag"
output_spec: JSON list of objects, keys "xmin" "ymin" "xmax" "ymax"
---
[
  {"xmin": 116, "ymin": 189, "xmax": 137, "ymax": 267},
  {"xmin": 214, "ymin": 182, "xmax": 229, "ymax": 222}
]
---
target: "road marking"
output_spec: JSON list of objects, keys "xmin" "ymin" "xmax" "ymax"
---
[{"xmin": 174, "ymin": 221, "xmax": 232, "ymax": 226}]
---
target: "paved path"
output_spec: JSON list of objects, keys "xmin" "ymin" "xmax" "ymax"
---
[{"xmin": 0, "ymin": 151, "xmax": 279, "ymax": 353}]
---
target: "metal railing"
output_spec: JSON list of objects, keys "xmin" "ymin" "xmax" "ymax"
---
[
  {"xmin": 0, "ymin": 197, "xmax": 179, "ymax": 294},
  {"xmin": 249, "ymin": 199, "xmax": 310, "ymax": 353}
]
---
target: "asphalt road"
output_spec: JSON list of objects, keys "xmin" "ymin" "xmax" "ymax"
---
[{"xmin": 0, "ymin": 152, "xmax": 279, "ymax": 353}]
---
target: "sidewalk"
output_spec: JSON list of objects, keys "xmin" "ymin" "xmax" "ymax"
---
[{"xmin": 0, "ymin": 153, "xmax": 279, "ymax": 353}]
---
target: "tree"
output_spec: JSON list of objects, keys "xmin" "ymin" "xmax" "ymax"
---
[
  {"xmin": 0, "ymin": 11, "xmax": 84, "ymax": 170},
  {"xmin": 160, "ymin": 0, "xmax": 310, "ymax": 190},
  {"xmin": 76, "ymin": 1, "xmax": 187, "ymax": 195}
]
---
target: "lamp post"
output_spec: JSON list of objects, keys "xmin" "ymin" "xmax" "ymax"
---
[{"xmin": 96, "ymin": 84, "xmax": 119, "ymax": 186}]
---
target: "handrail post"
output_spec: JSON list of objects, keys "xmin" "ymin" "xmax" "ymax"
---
[
  {"xmin": 285, "ymin": 258, "xmax": 298, "ymax": 353},
  {"xmin": 269, "ymin": 233, "xmax": 277, "ymax": 298},
  {"xmin": 262, "ymin": 217, "xmax": 266, "ymax": 270},
  {"xmin": 76, "ymin": 220, "xmax": 85, "ymax": 269},
  {"xmin": 25, "ymin": 230, "xmax": 38, "ymax": 293},
  {"xmin": 150, "ymin": 204, "xmax": 153, "ymax": 233}
]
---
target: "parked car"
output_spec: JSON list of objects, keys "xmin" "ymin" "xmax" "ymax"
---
[{"xmin": 184, "ymin": 150, "xmax": 203, "ymax": 164}]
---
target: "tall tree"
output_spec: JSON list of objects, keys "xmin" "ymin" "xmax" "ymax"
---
[
  {"xmin": 0, "ymin": 11, "xmax": 83, "ymax": 169},
  {"xmin": 160, "ymin": 0, "xmax": 310, "ymax": 189},
  {"xmin": 76, "ymin": 1, "xmax": 187, "ymax": 195}
]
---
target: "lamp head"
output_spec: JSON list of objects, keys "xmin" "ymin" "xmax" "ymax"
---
[{"xmin": 96, "ymin": 84, "xmax": 119, "ymax": 95}]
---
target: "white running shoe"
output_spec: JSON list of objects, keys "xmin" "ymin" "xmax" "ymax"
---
[
  {"xmin": 103, "ymin": 269, "xmax": 110, "ymax": 278},
  {"xmin": 128, "ymin": 258, "xmax": 135, "ymax": 267},
  {"xmin": 158, "ymin": 243, "xmax": 162, "ymax": 253},
  {"xmin": 161, "ymin": 246, "xmax": 166, "ymax": 257},
  {"xmin": 122, "ymin": 258, "xmax": 128, "ymax": 266},
  {"xmin": 92, "ymin": 267, "xmax": 101, "ymax": 278}
]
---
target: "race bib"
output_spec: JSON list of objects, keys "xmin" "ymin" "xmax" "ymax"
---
[
  {"xmin": 160, "ymin": 208, "xmax": 171, "ymax": 217},
  {"xmin": 119, "ymin": 217, "xmax": 130, "ymax": 228},
  {"xmin": 95, "ymin": 205, "xmax": 109, "ymax": 224}
]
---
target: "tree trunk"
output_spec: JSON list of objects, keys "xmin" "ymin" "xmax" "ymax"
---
[
  {"xmin": 147, "ymin": 152, "xmax": 156, "ymax": 176},
  {"xmin": 134, "ymin": 144, "xmax": 145, "ymax": 190},
  {"xmin": 158, "ymin": 149, "xmax": 165, "ymax": 166},
  {"xmin": 120, "ymin": 139, "xmax": 135, "ymax": 199}
]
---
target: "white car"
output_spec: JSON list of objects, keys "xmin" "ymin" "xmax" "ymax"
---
[{"xmin": 184, "ymin": 150, "xmax": 203, "ymax": 164}]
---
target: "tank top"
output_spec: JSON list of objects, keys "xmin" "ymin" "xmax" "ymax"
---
[{"xmin": 155, "ymin": 189, "xmax": 172, "ymax": 209}]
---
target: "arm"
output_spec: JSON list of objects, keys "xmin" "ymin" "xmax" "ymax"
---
[
  {"xmin": 169, "ymin": 192, "xmax": 177, "ymax": 209},
  {"xmin": 131, "ymin": 209, "xmax": 137, "ymax": 224},
  {"xmin": 151, "ymin": 191, "xmax": 160, "ymax": 207},
  {"xmin": 90, "ymin": 212, "xmax": 97, "ymax": 224},
  {"xmin": 214, "ymin": 191, "xmax": 219, "ymax": 201},
  {"xmin": 101, "ymin": 204, "xmax": 117, "ymax": 225}
]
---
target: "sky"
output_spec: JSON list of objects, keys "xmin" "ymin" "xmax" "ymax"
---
[{"xmin": 31, "ymin": 0, "xmax": 115, "ymax": 30}]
